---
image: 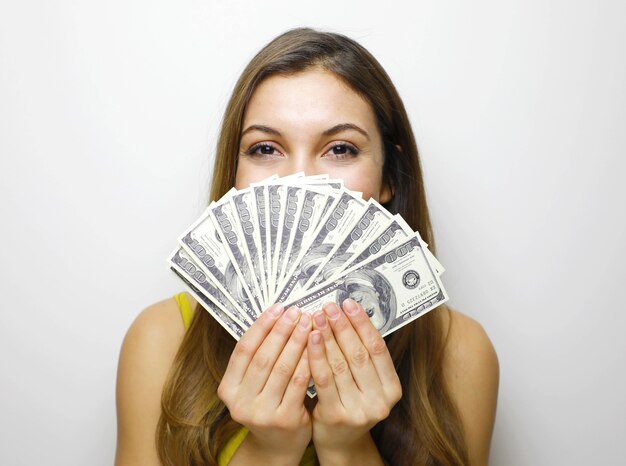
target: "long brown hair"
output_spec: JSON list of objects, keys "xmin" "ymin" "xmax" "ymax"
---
[{"xmin": 157, "ymin": 28, "xmax": 469, "ymax": 465}]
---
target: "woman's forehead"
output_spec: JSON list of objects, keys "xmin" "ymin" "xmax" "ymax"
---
[{"xmin": 242, "ymin": 69, "xmax": 378, "ymax": 136}]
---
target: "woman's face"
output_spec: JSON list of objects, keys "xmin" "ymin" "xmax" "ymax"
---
[{"xmin": 235, "ymin": 68, "xmax": 392, "ymax": 204}]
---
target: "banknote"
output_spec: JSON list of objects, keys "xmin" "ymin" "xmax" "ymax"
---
[
  {"xmin": 267, "ymin": 175, "xmax": 340, "ymax": 298},
  {"xmin": 423, "ymin": 243, "xmax": 444, "ymax": 276},
  {"xmin": 178, "ymin": 204, "xmax": 258, "ymax": 324},
  {"xmin": 170, "ymin": 267, "xmax": 245, "ymax": 340},
  {"xmin": 169, "ymin": 174, "xmax": 449, "ymax": 364},
  {"xmin": 209, "ymin": 198, "xmax": 265, "ymax": 315},
  {"xmin": 283, "ymin": 234, "xmax": 448, "ymax": 338},
  {"xmin": 232, "ymin": 187, "xmax": 268, "ymax": 305},
  {"xmin": 272, "ymin": 184, "xmax": 304, "ymax": 296},
  {"xmin": 169, "ymin": 247, "xmax": 249, "ymax": 329},
  {"xmin": 305, "ymin": 198, "xmax": 394, "ymax": 289},
  {"xmin": 304, "ymin": 178, "xmax": 344, "ymax": 191},
  {"xmin": 275, "ymin": 189, "xmax": 366, "ymax": 303},
  {"xmin": 266, "ymin": 183, "xmax": 284, "ymax": 295},
  {"xmin": 250, "ymin": 181, "xmax": 271, "ymax": 300},
  {"xmin": 331, "ymin": 214, "xmax": 415, "ymax": 279},
  {"xmin": 265, "ymin": 174, "xmax": 304, "ymax": 290},
  {"xmin": 276, "ymin": 187, "xmax": 332, "ymax": 291}
]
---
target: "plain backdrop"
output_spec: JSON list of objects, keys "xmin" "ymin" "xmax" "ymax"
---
[{"xmin": 1, "ymin": 1, "xmax": 625, "ymax": 464}]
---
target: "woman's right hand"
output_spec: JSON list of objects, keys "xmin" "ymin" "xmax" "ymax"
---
[{"xmin": 217, "ymin": 304, "xmax": 312, "ymax": 464}]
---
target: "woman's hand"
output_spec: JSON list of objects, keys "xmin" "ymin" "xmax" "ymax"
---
[
  {"xmin": 307, "ymin": 299, "xmax": 402, "ymax": 465},
  {"xmin": 218, "ymin": 304, "xmax": 313, "ymax": 464}
]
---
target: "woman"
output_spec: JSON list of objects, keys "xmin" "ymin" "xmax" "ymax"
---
[{"xmin": 116, "ymin": 28, "xmax": 499, "ymax": 466}]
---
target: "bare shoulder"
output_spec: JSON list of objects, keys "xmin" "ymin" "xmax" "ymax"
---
[
  {"xmin": 442, "ymin": 309, "xmax": 498, "ymax": 374},
  {"xmin": 115, "ymin": 294, "xmax": 195, "ymax": 465},
  {"xmin": 442, "ymin": 309, "xmax": 499, "ymax": 466}
]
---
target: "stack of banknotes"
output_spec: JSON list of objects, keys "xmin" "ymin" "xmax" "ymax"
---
[{"xmin": 168, "ymin": 173, "xmax": 448, "ymax": 342}]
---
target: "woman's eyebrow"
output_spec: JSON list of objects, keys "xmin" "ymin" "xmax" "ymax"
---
[
  {"xmin": 241, "ymin": 123, "xmax": 370, "ymax": 140},
  {"xmin": 322, "ymin": 123, "xmax": 370, "ymax": 141},
  {"xmin": 241, "ymin": 124, "xmax": 282, "ymax": 137}
]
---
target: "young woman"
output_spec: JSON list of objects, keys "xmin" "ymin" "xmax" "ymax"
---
[{"xmin": 115, "ymin": 28, "xmax": 499, "ymax": 466}]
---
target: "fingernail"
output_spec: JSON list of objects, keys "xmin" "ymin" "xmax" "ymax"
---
[
  {"xmin": 299, "ymin": 312, "xmax": 311, "ymax": 330},
  {"xmin": 323, "ymin": 302, "xmax": 341, "ymax": 320},
  {"xmin": 343, "ymin": 298, "xmax": 360, "ymax": 316},
  {"xmin": 284, "ymin": 306, "xmax": 300, "ymax": 323},
  {"xmin": 313, "ymin": 311, "xmax": 327, "ymax": 329},
  {"xmin": 268, "ymin": 303, "xmax": 284, "ymax": 317},
  {"xmin": 311, "ymin": 331, "xmax": 321, "ymax": 345}
]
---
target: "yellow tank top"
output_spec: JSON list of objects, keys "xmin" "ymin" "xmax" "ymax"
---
[{"xmin": 173, "ymin": 292, "xmax": 317, "ymax": 466}]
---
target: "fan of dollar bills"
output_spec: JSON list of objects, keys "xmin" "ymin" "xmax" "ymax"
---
[{"xmin": 168, "ymin": 173, "xmax": 448, "ymax": 341}]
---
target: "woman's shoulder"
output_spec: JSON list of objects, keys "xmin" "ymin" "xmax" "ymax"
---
[
  {"xmin": 443, "ymin": 308, "xmax": 497, "ymax": 363},
  {"xmin": 118, "ymin": 293, "xmax": 199, "ymax": 376},
  {"xmin": 115, "ymin": 294, "xmax": 197, "ymax": 464},
  {"xmin": 441, "ymin": 308, "xmax": 499, "ymax": 465},
  {"xmin": 123, "ymin": 294, "xmax": 196, "ymax": 351},
  {"xmin": 441, "ymin": 308, "xmax": 499, "ymax": 396}
]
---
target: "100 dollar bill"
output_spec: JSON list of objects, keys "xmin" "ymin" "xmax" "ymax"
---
[
  {"xmin": 170, "ymin": 267, "xmax": 245, "ymax": 340},
  {"xmin": 178, "ymin": 204, "xmax": 258, "ymax": 324},
  {"xmin": 275, "ymin": 190, "xmax": 366, "ymax": 303},
  {"xmin": 283, "ymin": 234, "xmax": 448, "ymax": 337}
]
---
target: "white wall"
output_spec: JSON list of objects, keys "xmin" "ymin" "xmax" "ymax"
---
[{"xmin": 1, "ymin": 1, "xmax": 624, "ymax": 464}]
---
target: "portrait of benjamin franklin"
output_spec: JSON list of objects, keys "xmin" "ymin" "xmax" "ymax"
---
[{"xmin": 335, "ymin": 268, "xmax": 395, "ymax": 334}]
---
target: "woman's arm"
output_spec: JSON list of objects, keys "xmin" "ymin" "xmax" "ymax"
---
[
  {"xmin": 115, "ymin": 299, "xmax": 186, "ymax": 466},
  {"xmin": 443, "ymin": 310, "xmax": 499, "ymax": 466}
]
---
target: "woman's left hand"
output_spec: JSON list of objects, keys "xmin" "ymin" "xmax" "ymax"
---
[{"xmin": 307, "ymin": 299, "xmax": 402, "ymax": 463}]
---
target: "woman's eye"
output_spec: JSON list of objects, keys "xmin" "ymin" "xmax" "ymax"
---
[
  {"xmin": 244, "ymin": 143, "xmax": 281, "ymax": 158},
  {"xmin": 324, "ymin": 143, "xmax": 359, "ymax": 159}
]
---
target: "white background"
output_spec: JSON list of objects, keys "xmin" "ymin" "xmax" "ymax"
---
[{"xmin": 1, "ymin": 1, "xmax": 624, "ymax": 464}]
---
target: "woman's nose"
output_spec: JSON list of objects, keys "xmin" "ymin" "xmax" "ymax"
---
[{"xmin": 283, "ymin": 152, "xmax": 322, "ymax": 177}]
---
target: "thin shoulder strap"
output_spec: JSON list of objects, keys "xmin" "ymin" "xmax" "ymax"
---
[{"xmin": 173, "ymin": 292, "xmax": 193, "ymax": 330}]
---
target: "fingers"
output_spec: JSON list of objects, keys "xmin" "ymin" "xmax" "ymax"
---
[
  {"xmin": 322, "ymin": 301, "xmax": 382, "ymax": 394},
  {"xmin": 221, "ymin": 303, "xmax": 285, "ymax": 388},
  {"xmin": 340, "ymin": 299, "xmax": 398, "ymax": 385},
  {"xmin": 281, "ymin": 349, "xmax": 312, "ymax": 408},
  {"xmin": 307, "ymin": 328, "xmax": 341, "ymax": 406},
  {"xmin": 309, "ymin": 309, "xmax": 359, "ymax": 408},
  {"xmin": 242, "ymin": 306, "xmax": 304, "ymax": 394},
  {"xmin": 262, "ymin": 312, "xmax": 312, "ymax": 403}
]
